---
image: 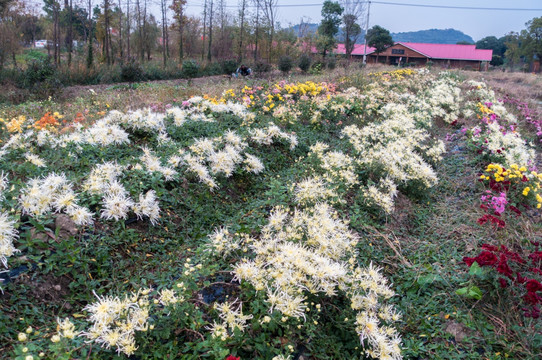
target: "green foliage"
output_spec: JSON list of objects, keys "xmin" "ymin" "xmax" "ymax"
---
[
  {"xmin": 254, "ymin": 61, "xmax": 272, "ymax": 74},
  {"xmin": 327, "ymin": 57, "xmax": 336, "ymax": 70},
  {"xmin": 316, "ymin": 0, "xmax": 343, "ymax": 57},
  {"xmin": 182, "ymin": 60, "xmax": 200, "ymax": 78},
  {"xmin": 520, "ymin": 17, "xmax": 542, "ymax": 61},
  {"xmin": 278, "ymin": 55, "xmax": 293, "ymax": 73},
  {"xmin": 298, "ymin": 54, "xmax": 312, "ymax": 72},
  {"xmin": 121, "ymin": 60, "xmax": 145, "ymax": 83},
  {"xmin": 366, "ymin": 25, "xmax": 394, "ymax": 55},
  {"xmin": 220, "ymin": 59, "xmax": 238, "ymax": 75},
  {"xmin": 342, "ymin": 13, "xmax": 362, "ymax": 57}
]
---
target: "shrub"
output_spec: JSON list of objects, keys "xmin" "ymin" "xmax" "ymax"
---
[
  {"xmin": 20, "ymin": 59, "xmax": 56, "ymax": 89},
  {"xmin": 121, "ymin": 60, "xmax": 145, "ymax": 83},
  {"xmin": 327, "ymin": 57, "xmax": 336, "ymax": 70},
  {"xmin": 220, "ymin": 59, "xmax": 238, "ymax": 75},
  {"xmin": 201, "ymin": 62, "xmax": 222, "ymax": 76},
  {"xmin": 254, "ymin": 61, "xmax": 272, "ymax": 74},
  {"xmin": 182, "ymin": 60, "xmax": 200, "ymax": 78},
  {"xmin": 309, "ymin": 62, "xmax": 324, "ymax": 75},
  {"xmin": 298, "ymin": 54, "xmax": 312, "ymax": 73},
  {"xmin": 278, "ymin": 55, "xmax": 293, "ymax": 74}
]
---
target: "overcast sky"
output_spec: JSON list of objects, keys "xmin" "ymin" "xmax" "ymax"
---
[{"xmin": 184, "ymin": 0, "xmax": 542, "ymax": 41}]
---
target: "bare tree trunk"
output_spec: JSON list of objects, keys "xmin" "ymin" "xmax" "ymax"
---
[
  {"xmin": 118, "ymin": 0, "xmax": 123, "ymax": 60},
  {"xmin": 161, "ymin": 0, "xmax": 166, "ymax": 66},
  {"xmin": 126, "ymin": 0, "xmax": 131, "ymax": 59},
  {"xmin": 253, "ymin": 0, "xmax": 259, "ymax": 61},
  {"xmin": 54, "ymin": 2, "xmax": 60, "ymax": 66},
  {"xmin": 202, "ymin": 0, "xmax": 207, "ymax": 61},
  {"xmin": 87, "ymin": 0, "xmax": 93, "ymax": 68},
  {"xmin": 67, "ymin": 0, "xmax": 73, "ymax": 66},
  {"xmin": 136, "ymin": 0, "xmax": 143, "ymax": 61},
  {"xmin": 104, "ymin": 0, "xmax": 111, "ymax": 65},
  {"xmin": 238, "ymin": 0, "xmax": 246, "ymax": 62},
  {"xmin": 207, "ymin": 0, "xmax": 213, "ymax": 62},
  {"xmin": 144, "ymin": 0, "xmax": 150, "ymax": 61}
]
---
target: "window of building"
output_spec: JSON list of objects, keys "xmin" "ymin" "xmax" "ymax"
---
[{"xmin": 391, "ymin": 49, "xmax": 405, "ymax": 55}]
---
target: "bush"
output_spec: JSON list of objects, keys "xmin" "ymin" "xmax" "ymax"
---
[
  {"xmin": 278, "ymin": 55, "xmax": 293, "ymax": 74},
  {"xmin": 20, "ymin": 59, "xmax": 56, "ymax": 89},
  {"xmin": 254, "ymin": 61, "xmax": 272, "ymax": 74},
  {"xmin": 309, "ymin": 62, "xmax": 324, "ymax": 75},
  {"xmin": 182, "ymin": 60, "xmax": 200, "ymax": 78},
  {"xmin": 201, "ymin": 62, "xmax": 222, "ymax": 76},
  {"xmin": 298, "ymin": 54, "xmax": 312, "ymax": 73},
  {"xmin": 220, "ymin": 59, "xmax": 238, "ymax": 75},
  {"xmin": 121, "ymin": 60, "xmax": 145, "ymax": 83},
  {"xmin": 327, "ymin": 57, "xmax": 336, "ymax": 70}
]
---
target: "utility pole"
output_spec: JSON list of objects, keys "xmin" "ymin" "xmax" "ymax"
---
[{"xmin": 363, "ymin": 0, "xmax": 371, "ymax": 64}]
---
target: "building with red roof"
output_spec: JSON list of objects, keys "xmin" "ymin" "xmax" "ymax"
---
[{"xmin": 315, "ymin": 42, "xmax": 493, "ymax": 70}]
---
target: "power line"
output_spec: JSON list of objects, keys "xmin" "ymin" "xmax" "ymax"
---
[{"xmin": 186, "ymin": 1, "xmax": 542, "ymax": 11}]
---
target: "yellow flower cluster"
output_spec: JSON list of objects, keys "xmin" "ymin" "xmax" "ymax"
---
[
  {"xmin": 476, "ymin": 102, "xmax": 494, "ymax": 117},
  {"xmin": 481, "ymin": 164, "xmax": 542, "ymax": 209},
  {"xmin": 368, "ymin": 68, "xmax": 416, "ymax": 81},
  {"xmin": 1, "ymin": 115, "xmax": 27, "ymax": 133}
]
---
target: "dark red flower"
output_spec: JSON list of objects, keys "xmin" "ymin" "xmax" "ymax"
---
[
  {"xmin": 509, "ymin": 205, "xmax": 522, "ymax": 217},
  {"xmin": 498, "ymin": 278, "xmax": 508, "ymax": 288},
  {"xmin": 496, "ymin": 255, "xmax": 513, "ymax": 278},
  {"xmin": 225, "ymin": 356, "xmax": 240, "ymax": 360},
  {"xmin": 523, "ymin": 291, "xmax": 542, "ymax": 305},
  {"xmin": 525, "ymin": 279, "xmax": 542, "ymax": 293}
]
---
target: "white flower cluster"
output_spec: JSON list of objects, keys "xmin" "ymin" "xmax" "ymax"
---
[
  {"xmin": 0, "ymin": 173, "xmax": 19, "ymax": 269},
  {"xmin": 208, "ymin": 300, "xmax": 253, "ymax": 340},
  {"xmin": 342, "ymin": 110, "xmax": 440, "ymax": 190},
  {"xmin": 19, "ymin": 173, "xmax": 93, "ymax": 226},
  {"xmin": 308, "ymin": 142, "xmax": 358, "ymax": 186},
  {"xmin": 294, "ymin": 176, "xmax": 338, "ymax": 205},
  {"xmin": 466, "ymin": 81, "xmax": 535, "ymax": 167},
  {"xmin": 363, "ymin": 177, "xmax": 398, "ymax": 215},
  {"xmin": 81, "ymin": 290, "xmax": 152, "ymax": 356},
  {"xmin": 24, "ymin": 153, "xmax": 46, "ymax": 167},
  {"xmin": 140, "ymin": 146, "xmax": 178, "ymax": 181},
  {"xmin": 83, "ymin": 162, "xmax": 160, "ymax": 224},
  {"xmin": 210, "ymin": 202, "xmax": 401, "ymax": 359},
  {"xmin": 485, "ymin": 121, "xmax": 535, "ymax": 166},
  {"xmin": 132, "ymin": 190, "xmax": 160, "ymax": 225},
  {"xmin": 181, "ymin": 130, "xmax": 269, "ymax": 189},
  {"xmin": 423, "ymin": 73, "xmax": 463, "ymax": 124},
  {"xmin": 249, "ymin": 123, "xmax": 298, "ymax": 150}
]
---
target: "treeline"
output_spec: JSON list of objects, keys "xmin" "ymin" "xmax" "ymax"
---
[{"xmin": 0, "ymin": 0, "xmax": 306, "ymax": 72}]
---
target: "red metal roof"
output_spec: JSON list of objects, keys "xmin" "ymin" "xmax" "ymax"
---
[
  {"xmin": 398, "ymin": 42, "xmax": 493, "ymax": 61},
  {"xmin": 319, "ymin": 42, "xmax": 492, "ymax": 61}
]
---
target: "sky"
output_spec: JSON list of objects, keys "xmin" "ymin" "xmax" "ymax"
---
[{"xmin": 183, "ymin": 0, "xmax": 542, "ymax": 41}]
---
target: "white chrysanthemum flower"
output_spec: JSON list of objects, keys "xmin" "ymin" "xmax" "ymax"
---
[
  {"xmin": 132, "ymin": 190, "xmax": 160, "ymax": 225},
  {"xmin": 25, "ymin": 153, "xmax": 46, "ymax": 167},
  {"xmin": 243, "ymin": 154, "xmax": 264, "ymax": 174},
  {"xmin": 100, "ymin": 192, "xmax": 134, "ymax": 221}
]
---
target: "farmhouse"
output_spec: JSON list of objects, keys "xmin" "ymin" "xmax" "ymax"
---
[{"xmin": 329, "ymin": 42, "xmax": 493, "ymax": 70}]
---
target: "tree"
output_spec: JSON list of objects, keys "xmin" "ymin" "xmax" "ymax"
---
[
  {"xmin": 342, "ymin": 14, "xmax": 361, "ymax": 59},
  {"xmin": 237, "ymin": 0, "xmax": 247, "ymax": 62},
  {"xmin": 339, "ymin": 0, "xmax": 366, "ymax": 59},
  {"xmin": 366, "ymin": 25, "xmax": 393, "ymax": 62},
  {"xmin": 476, "ymin": 35, "xmax": 507, "ymax": 65},
  {"xmin": 316, "ymin": 0, "xmax": 343, "ymax": 58},
  {"xmin": 521, "ymin": 17, "xmax": 542, "ymax": 66},
  {"xmin": 261, "ymin": 0, "xmax": 277, "ymax": 61},
  {"xmin": 504, "ymin": 32, "xmax": 521, "ymax": 69},
  {"xmin": 171, "ymin": 0, "xmax": 186, "ymax": 61}
]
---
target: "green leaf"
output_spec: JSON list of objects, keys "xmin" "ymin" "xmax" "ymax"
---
[{"xmin": 468, "ymin": 261, "xmax": 484, "ymax": 277}]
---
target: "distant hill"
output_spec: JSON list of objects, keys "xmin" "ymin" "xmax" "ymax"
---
[
  {"xmin": 391, "ymin": 29, "xmax": 474, "ymax": 44},
  {"xmin": 291, "ymin": 24, "xmax": 475, "ymax": 45}
]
